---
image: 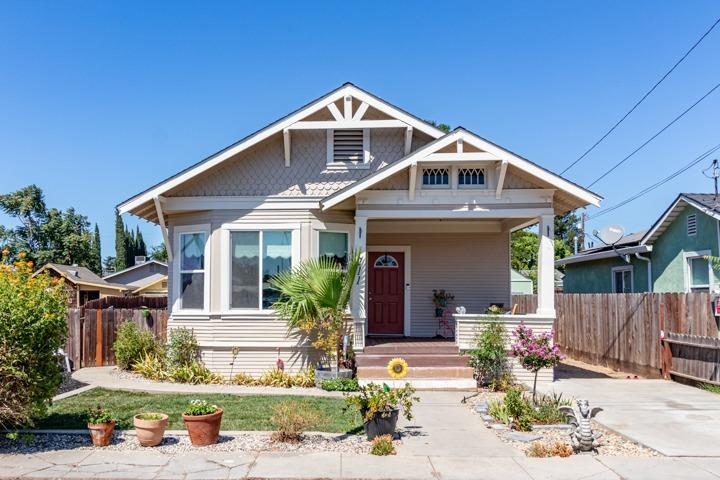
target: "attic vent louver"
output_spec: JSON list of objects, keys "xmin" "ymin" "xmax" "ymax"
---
[
  {"xmin": 687, "ymin": 214, "xmax": 697, "ymax": 236},
  {"xmin": 332, "ymin": 129, "xmax": 364, "ymax": 163}
]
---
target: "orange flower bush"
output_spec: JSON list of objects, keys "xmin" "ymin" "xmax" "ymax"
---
[{"xmin": 0, "ymin": 251, "xmax": 67, "ymax": 428}]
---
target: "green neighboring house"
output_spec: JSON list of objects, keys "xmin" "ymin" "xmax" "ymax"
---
[
  {"xmin": 511, "ymin": 269, "xmax": 534, "ymax": 294},
  {"xmin": 557, "ymin": 193, "xmax": 717, "ymax": 294}
]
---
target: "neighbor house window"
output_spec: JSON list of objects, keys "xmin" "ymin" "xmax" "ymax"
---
[
  {"xmin": 230, "ymin": 230, "xmax": 292, "ymax": 309},
  {"xmin": 687, "ymin": 214, "xmax": 697, "ymax": 236},
  {"xmin": 319, "ymin": 231, "xmax": 348, "ymax": 268},
  {"xmin": 179, "ymin": 232, "xmax": 206, "ymax": 309},
  {"xmin": 612, "ymin": 266, "xmax": 633, "ymax": 293},
  {"xmin": 687, "ymin": 255, "xmax": 710, "ymax": 292},
  {"xmin": 422, "ymin": 168, "xmax": 449, "ymax": 187},
  {"xmin": 458, "ymin": 168, "xmax": 485, "ymax": 187},
  {"xmin": 327, "ymin": 129, "xmax": 369, "ymax": 165}
]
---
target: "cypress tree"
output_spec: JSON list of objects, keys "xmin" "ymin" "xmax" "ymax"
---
[
  {"xmin": 135, "ymin": 226, "xmax": 147, "ymax": 258},
  {"xmin": 125, "ymin": 227, "xmax": 134, "ymax": 267},
  {"xmin": 90, "ymin": 223, "xmax": 102, "ymax": 274},
  {"xmin": 114, "ymin": 209, "xmax": 127, "ymax": 271}
]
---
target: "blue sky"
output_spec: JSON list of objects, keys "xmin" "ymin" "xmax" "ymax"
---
[{"xmin": 1, "ymin": 1, "xmax": 719, "ymax": 257}]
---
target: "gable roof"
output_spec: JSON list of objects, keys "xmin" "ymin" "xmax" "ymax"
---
[
  {"xmin": 642, "ymin": 193, "xmax": 720, "ymax": 245},
  {"xmin": 37, "ymin": 264, "xmax": 129, "ymax": 291},
  {"xmin": 125, "ymin": 272, "xmax": 168, "ymax": 292},
  {"xmin": 321, "ymin": 128, "xmax": 602, "ymax": 211},
  {"xmin": 555, "ymin": 230, "xmax": 650, "ymax": 266},
  {"xmin": 118, "ymin": 83, "xmax": 446, "ymax": 221},
  {"xmin": 103, "ymin": 260, "xmax": 167, "ymax": 281}
]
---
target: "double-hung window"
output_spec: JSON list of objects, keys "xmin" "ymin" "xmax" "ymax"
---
[
  {"xmin": 229, "ymin": 229, "xmax": 294, "ymax": 310},
  {"xmin": 686, "ymin": 253, "xmax": 711, "ymax": 292},
  {"xmin": 612, "ymin": 266, "xmax": 633, "ymax": 293},
  {"xmin": 176, "ymin": 227, "xmax": 209, "ymax": 311}
]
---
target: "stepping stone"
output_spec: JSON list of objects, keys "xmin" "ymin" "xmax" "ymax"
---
[
  {"xmin": 474, "ymin": 402, "xmax": 488, "ymax": 413},
  {"xmin": 481, "ymin": 414, "xmax": 494, "ymax": 422},
  {"xmin": 504, "ymin": 432, "xmax": 542, "ymax": 442},
  {"xmin": 491, "ymin": 424, "xmax": 508, "ymax": 431}
]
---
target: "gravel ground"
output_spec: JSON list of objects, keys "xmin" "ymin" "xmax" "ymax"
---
[
  {"xmin": 467, "ymin": 396, "xmax": 659, "ymax": 457},
  {"xmin": 0, "ymin": 431, "xmax": 371, "ymax": 455},
  {"xmin": 55, "ymin": 372, "xmax": 89, "ymax": 396}
]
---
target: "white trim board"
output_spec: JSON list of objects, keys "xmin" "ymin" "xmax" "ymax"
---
[{"xmin": 367, "ymin": 245, "xmax": 412, "ymax": 337}]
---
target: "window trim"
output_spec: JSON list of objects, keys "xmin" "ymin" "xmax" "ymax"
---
[
  {"xmin": 417, "ymin": 163, "xmax": 493, "ymax": 191},
  {"xmin": 684, "ymin": 250, "xmax": 712, "ymax": 292},
  {"xmin": 221, "ymin": 223, "xmax": 301, "ymax": 313},
  {"xmin": 457, "ymin": 167, "xmax": 487, "ymax": 189},
  {"xmin": 173, "ymin": 224, "xmax": 211, "ymax": 314},
  {"xmin": 326, "ymin": 129, "xmax": 370, "ymax": 169},
  {"xmin": 611, "ymin": 265, "xmax": 633, "ymax": 293},
  {"xmin": 314, "ymin": 224, "xmax": 353, "ymax": 266},
  {"xmin": 420, "ymin": 166, "xmax": 451, "ymax": 189}
]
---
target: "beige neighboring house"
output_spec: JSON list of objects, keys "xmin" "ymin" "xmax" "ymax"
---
[
  {"xmin": 119, "ymin": 83, "xmax": 601, "ymax": 385},
  {"xmin": 103, "ymin": 259, "xmax": 168, "ymax": 297},
  {"xmin": 36, "ymin": 263, "xmax": 129, "ymax": 307}
]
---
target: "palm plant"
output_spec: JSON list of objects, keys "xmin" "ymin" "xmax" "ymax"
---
[{"xmin": 270, "ymin": 251, "xmax": 361, "ymax": 372}]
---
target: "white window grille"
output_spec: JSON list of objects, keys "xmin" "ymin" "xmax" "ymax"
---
[
  {"xmin": 374, "ymin": 254, "xmax": 399, "ymax": 268},
  {"xmin": 422, "ymin": 168, "xmax": 449, "ymax": 187},
  {"xmin": 687, "ymin": 214, "xmax": 697, "ymax": 236},
  {"xmin": 458, "ymin": 168, "xmax": 485, "ymax": 187}
]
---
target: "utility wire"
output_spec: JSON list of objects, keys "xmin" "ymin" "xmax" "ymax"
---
[
  {"xmin": 587, "ymin": 142, "xmax": 720, "ymax": 220},
  {"xmin": 587, "ymin": 80, "xmax": 720, "ymax": 188},
  {"xmin": 562, "ymin": 16, "xmax": 720, "ymax": 174}
]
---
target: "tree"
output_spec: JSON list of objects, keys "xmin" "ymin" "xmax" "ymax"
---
[
  {"xmin": 89, "ymin": 224, "xmax": 102, "ymax": 275},
  {"xmin": 135, "ymin": 226, "xmax": 147, "ymax": 258},
  {"xmin": 114, "ymin": 209, "xmax": 127, "ymax": 272},
  {"xmin": 102, "ymin": 256, "xmax": 116, "ymax": 275},
  {"xmin": 150, "ymin": 243, "xmax": 168, "ymax": 262},
  {"xmin": 425, "ymin": 120, "xmax": 451, "ymax": 133},
  {"xmin": 0, "ymin": 185, "xmax": 94, "ymax": 268},
  {"xmin": 511, "ymin": 230, "xmax": 573, "ymax": 291},
  {"xmin": 554, "ymin": 211, "xmax": 581, "ymax": 253}
]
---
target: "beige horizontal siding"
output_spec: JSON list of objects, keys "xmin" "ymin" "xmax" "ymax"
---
[{"xmin": 368, "ymin": 231, "xmax": 511, "ymax": 337}]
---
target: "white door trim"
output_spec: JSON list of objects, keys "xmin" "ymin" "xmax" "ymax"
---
[{"xmin": 367, "ymin": 245, "xmax": 411, "ymax": 337}]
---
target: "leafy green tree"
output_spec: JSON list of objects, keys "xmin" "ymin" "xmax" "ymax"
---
[
  {"xmin": 102, "ymin": 256, "xmax": 116, "ymax": 275},
  {"xmin": 0, "ymin": 185, "xmax": 93, "ymax": 268},
  {"xmin": 114, "ymin": 209, "xmax": 127, "ymax": 271},
  {"xmin": 425, "ymin": 120, "xmax": 451, "ymax": 133},
  {"xmin": 150, "ymin": 243, "xmax": 168, "ymax": 262}
]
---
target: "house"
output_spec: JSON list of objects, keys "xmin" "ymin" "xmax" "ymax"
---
[
  {"xmin": 558, "ymin": 193, "xmax": 718, "ymax": 293},
  {"xmin": 35, "ymin": 263, "xmax": 129, "ymax": 307},
  {"xmin": 511, "ymin": 269, "xmax": 533, "ymax": 295},
  {"xmin": 118, "ymin": 83, "xmax": 601, "ymax": 384},
  {"xmin": 103, "ymin": 259, "xmax": 168, "ymax": 297}
]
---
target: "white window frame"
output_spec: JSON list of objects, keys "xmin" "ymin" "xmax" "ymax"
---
[
  {"xmin": 457, "ymin": 167, "xmax": 487, "ymax": 189},
  {"xmin": 173, "ymin": 224, "xmax": 211, "ymax": 314},
  {"xmin": 313, "ymin": 224, "xmax": 354, "ymax": 264},
  {"xmin": 221, "ymin": 223, "xmax": 301, "ymax": 313},
  {"xmin": 687, "ymin": 213, "xmax": 697, "ymax": 236},
  {"xmin": 417, "ymin": 163, "xmax": 494, "ymax": 191},
  {"xmin": 326, "ymin": 128, "xmax": 370, "ymax": 169},
  {"xmin": 420, "ymin": 166, "xmax": 451, "ymax": 189},
  {"xmin": 611, "ymin": 265, "xmax": 633, "ymax": 293},
  {"xmin": 684, "ymin": 250, "xmax": 712, "ymax": 292}
]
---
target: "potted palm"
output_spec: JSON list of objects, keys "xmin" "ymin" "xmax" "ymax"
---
[
  {"xmin": 87, "ymin": 405, "xmax": 116, "ymax": 447},
  {"xmin": 271, "ymin": 251, "xmax": 360, "ymax": 386},
  {"xmin": 345, "ymin": 382, "xmax": 419, "ymax": 440},
  {"xmin": 133, "ymin": 412, "xmax": 169, "ymax": 447},
  {"xmin": 182, "ymin": 399, "xmax": 223, "ymax": 446}
]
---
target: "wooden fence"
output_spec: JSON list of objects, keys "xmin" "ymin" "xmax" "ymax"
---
[
  {"xmin": 65, "ymin": 296, "xmax": 168, "ymax": 369},
  {"xmin": 663, "ymin": 332, "xmax": 720, "ymax": 385},
  {"xmin": 512, "ymin": 293, "xmax": 718, "ymax": 378}
]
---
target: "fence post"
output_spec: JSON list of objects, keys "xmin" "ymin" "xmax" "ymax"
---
[
  {"xmin": 95, "ymin": 307, "xmax": 103, "ymax": 367},
  {"xmin": 659, "ymin": 302, "xmax": 672, "ymax": 380}
]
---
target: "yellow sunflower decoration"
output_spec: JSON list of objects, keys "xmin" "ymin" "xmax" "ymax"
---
[{"xmin": 387, "ymin": 358, "xmax": 409, "ymax": 380}]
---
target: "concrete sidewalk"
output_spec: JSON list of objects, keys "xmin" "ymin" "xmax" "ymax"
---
[
  {"xmin": 2, "ymin": 450, "xmax": 720, "ymax": 479},
  {"xmin": 539, "ymin": 377, "xmax": 720, "ymax": 457}
]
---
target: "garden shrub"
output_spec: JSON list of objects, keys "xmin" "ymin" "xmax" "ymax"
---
[
  {"xmin": 233, "ymin": 372, "xmax": 257, "ymax": 386},
  {"xmin": 467, "ymin": 321, "xmax": 510, "ymax": 388},
  {"xmin": 370, "ymin": 434, "xmax": 396, "ymax": 455},
  {"xmin": 486, "ymin": 399, "xmax": 509, "ymax": 425},
  {"xmin": 169, "ymin": 361, "xmax": 223, "ymax": 385},
  {"xmin": 166, "ymin": 327, "xmax": 199, "ymax": 369},
  {"xmin": 0, "ymin": 254, "xmax": 67, "ymax": 428},
  {"xmin": 114, "ymin": 321, "xmax": 162, "ymax": 370},
  {"xmin": 320, "ymin": 377, "xmax": 360, "ymax": 392},
  {"xmin": 269, "ymin": 400, "xmax": 322, "ymax": 442},
  {"xmin": 132, "ymin": 354, "xmax": 167, "ymax": 381},
  {"xmin": 533, "ymin": 392, "xmax": 572, "ymax": 424},
  {"xmin": 504, "ymin": 387, "xmax": 533, "ymax": 431}
]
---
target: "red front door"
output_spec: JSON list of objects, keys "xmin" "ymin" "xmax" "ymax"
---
[{"xmin": 368, "ymin": 251, "xmax": 405, "ymax": 335}]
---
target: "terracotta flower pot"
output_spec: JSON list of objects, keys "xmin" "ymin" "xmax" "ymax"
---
[
  {"xmin": 182, "ymin": 408, "xmax": 223, "ymax": 446},
  {"xmin": 133, "ymin": 413, "xmax": 169, "ymax": 447},
  {"xmin": 87, "ymin": 421, "xmax": 116, "ymax": 447}
]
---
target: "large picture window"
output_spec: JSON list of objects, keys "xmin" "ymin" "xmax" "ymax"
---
[
  {"xmin": 230, "ymin": 230, "xmax": 292, "ymax": 309},
  {"xmin": 319, "ymin": 231, "xmax": 348, "ymax": 268},
  {"xmin": 179, "ymin": 232, "xmax": 206, "ymax": 309}
]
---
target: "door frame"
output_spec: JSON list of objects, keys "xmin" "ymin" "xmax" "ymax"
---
[{"xmin": 367, "ymin": 245, "xmax": 411, "ymax": 337}]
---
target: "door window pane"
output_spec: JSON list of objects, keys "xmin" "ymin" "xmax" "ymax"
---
[
  {"xmin": 181, "ymin": 233, "xmax": 205, "ymax": 270},
  {"xmin": 262, "ymin": 231, "xmax": 292, "ymax": 309},
  {"xmin": 231, "ymin": 231, "xmax": 259, "ymax": 308},
  {"xmin": 690, "ymin": 257, "xmax": 710, "ymax": 289},
  {"xmin": 319, "ymin": 232, "xmax": 348, "ymax": 268},
  {"xmin": 181, "ymin": 272, "xmax": 204, "ymax": 309}
]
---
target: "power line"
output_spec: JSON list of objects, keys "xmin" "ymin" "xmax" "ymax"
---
[
  {"xmin": 587, "ymin": 142, "xmax": 720, "ymax": 220},
  {"xmin": 587, "ymin": 80, "xmax": 720, "ymax": 188},
  {"xmin": 561, "ymin": 16, "xmax": 720, "ymax": 175}
]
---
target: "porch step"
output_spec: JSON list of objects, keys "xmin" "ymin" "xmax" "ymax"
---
[
  {"xmin": 356, "ymin": 353, "xmax": 470, "ymax": 368},
  {"xmin": 356, "ymin": 366, "xmax": 474, "ymax": 379},
  {"xmin": 363, "ymin": 339, "xmax": 459, "ymax": 355}
]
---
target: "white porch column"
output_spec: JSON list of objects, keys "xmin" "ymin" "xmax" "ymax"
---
[
  {"xmin": 351, "ymin": 216, "xmax": 368, "ymax": 350},
  {"xmin": 536, "ymin": 214, "xmax": 556, "ymax": 316}
]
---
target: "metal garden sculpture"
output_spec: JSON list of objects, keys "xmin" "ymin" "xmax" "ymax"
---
[{"xmin": 559, "ymin": 400, "xmax": 603, "ymax": 453}]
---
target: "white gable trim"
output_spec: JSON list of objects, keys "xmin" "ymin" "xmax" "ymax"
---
[
  {"xmin": 641, "ymin": 194, "xmax": 720, "ymax": 245},
  {"xmin": 321, "ymin": 129, "xmax": 602, "ymax": 210},
  {"xmin": 118, "ymin": 84, "xmax": 445, "ymax": 215},
  {"xmin": 103, "ymin": 259, "xmax": 167, "ymax": 280}
]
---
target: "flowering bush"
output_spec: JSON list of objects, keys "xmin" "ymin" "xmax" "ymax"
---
[
  {"xmin": 0, "ymin": 251, "xmax": 67, "ymax": 428},
  {"xmin": 510, "ymin": 322, "xmax": 564, "ymax": 401}
]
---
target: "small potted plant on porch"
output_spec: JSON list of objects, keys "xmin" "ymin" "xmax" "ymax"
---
[
  {"xmin": 346, "ymin": 381, "xmax": 419, "ymax": 440},
  {"xmin": 432, "ymin": 289, "xmax": 454, "ymax": 317},
  {"xmin": 86, "ymin": 405, "xmax": 116, "ymax": 447},
  {"xmin": 133, "ymin": 412, "xmax": 169, "ymax": 447},
  {"xmin": 182, "ymin": 399, "xmax": 223, "ymax": 446},
  {"xmin": 271, "ymin": 251, "xmax": 361, "ymax": 386}
]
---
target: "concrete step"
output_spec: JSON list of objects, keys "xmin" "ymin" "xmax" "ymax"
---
[
  {"xmin": 358, "ymin": 378, "xmax": 477, "ymax": 390},
  {"xmin": 357, "ymin": 366, "xmax": 474, "ymax": 379},
  {"xmin": 363, "ymin": 343, "xmax": 459, "ymax": 355},
  {"xmin": 355, "ymin": 353, "xmax": 470, "ymax": 368}
]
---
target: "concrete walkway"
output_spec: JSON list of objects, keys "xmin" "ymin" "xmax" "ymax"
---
[
  {"xmin": 539, "ymin": 377, "xmax": 720, "ymax": 457},
  {"xmin": 3, "ymin": 450, "xmax": 720, "ymax": 479},
  {"xmin": 72, "ymin": 367, "xmax": 343, "ymax": 397}
]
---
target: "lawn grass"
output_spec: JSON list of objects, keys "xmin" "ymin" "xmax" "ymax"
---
[
  {"xmin": 701, "ymin": 383, "xmax": 720, "ymax": 395},
  {"xmin": 38, "ymin": 388, "xmax": 362, "ymax": 433}
]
